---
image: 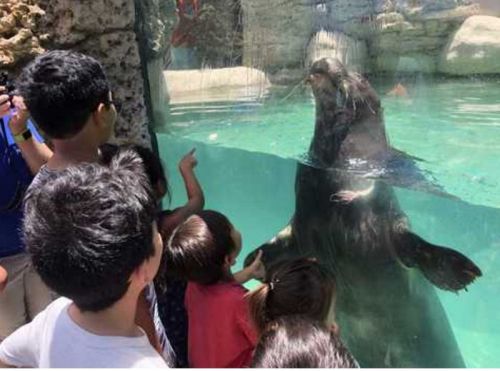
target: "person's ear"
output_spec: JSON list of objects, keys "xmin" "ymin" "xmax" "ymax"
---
[
  {"xmin": 129, "ymin": 261, "xmax": 151, "ymax": 292},
  {"xmin": 94, "ymin": 103, "xmax": 109, "ymax": 126},
  {"xmin": 224, "ymin": 254, "xmax": 233, "ymax": 269}
]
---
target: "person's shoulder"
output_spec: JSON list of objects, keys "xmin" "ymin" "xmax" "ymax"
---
[
  {"xmin": 46, "ymin": 297, "xmax": 71, "ymax": 311},
  {"xmin": 26, "ymin": 165, "xmax": 55, "ymax": 192},
  {"xmin": 216, "ymin": 281, "xmax": 248, "ymax": 304},
  {"xmin": 126, "ymin": 344, "xmax": 170, "ymax": 369},
  {"xmin": 131, "ymin": 357, "xmax": 169, "ymax": 369},
  {"xmin": 187, "ymin": 281, "xmax": 246, "ymax": 301},
  {"xmin": 36, "ymin": 297, "xmax": 71, "ymax": 323},
  {"xmin": 25, "ymin": 165, "xmax": 62, "ymax": 202}
]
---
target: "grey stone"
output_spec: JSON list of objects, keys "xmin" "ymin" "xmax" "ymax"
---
[{"xmin": 439, "ymin": 15, "xmax": 500, "ymax": 74}]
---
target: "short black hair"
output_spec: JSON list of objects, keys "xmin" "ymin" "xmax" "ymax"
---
[
  {"xmin": 165, "ymin": 210, "xmax": 235, "ymax": 285},
  {"xmin": 252, "ymin": 316, "xmax": 358, "ymax": 368},
  {"xmin": 17, "ymin": 50, "xmax": 111, "ymax": 139},
  {"xmin": 23, "ymin": 148, "xmax": 157, "ymax": 311}
]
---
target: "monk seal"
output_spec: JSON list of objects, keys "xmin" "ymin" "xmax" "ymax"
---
[{"xmin": 245, "ymin": 58, "xmax": 481, "ymax": 367}]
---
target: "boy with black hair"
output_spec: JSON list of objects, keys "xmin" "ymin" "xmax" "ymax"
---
[
  {"xmin": 16, "ymin": 50, "xmax": 173, "ymax": 362},
  {"xmin": 0, "ymin": 149, "xmax": 168, "ymax": 368},
  {"xmin": 16, "ymin": 49, "xmax": 116, "ymax": 178}
]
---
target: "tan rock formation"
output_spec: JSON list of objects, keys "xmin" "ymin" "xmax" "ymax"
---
[
  {"xmin": 0, "ymin": 1, "xmax": 45, "ymax": 67},
  {"xmin": 439, "ymin": 15, "xmax": 500, "ymax": 75},
  {"xmin": 371, "ymin": 3, "xmax": 479, "ymax": 73},
  {"xmin": 241, "ymin": 0, "xmax": 313, "ymax": 71},
  {"xmin": 0, "ymin": 0, "xmax": 162, "ymax": 147}
]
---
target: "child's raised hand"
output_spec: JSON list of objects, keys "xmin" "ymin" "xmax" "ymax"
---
[
  {"xmin": 179, "ymin": 148, "xmax": 198, "ymax": 172},
  {"xmin": 247, "ymin": 250, "xmax": 265, "ymax": 281}
]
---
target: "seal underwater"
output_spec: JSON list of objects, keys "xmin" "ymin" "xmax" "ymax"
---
[{"xmin": 245, "ymin": 58, "xmax": 482, "ymax": 367}]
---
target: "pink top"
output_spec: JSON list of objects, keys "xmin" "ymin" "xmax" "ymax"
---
[{"xmin": 185, "ymin": 281, "xmax": 258, "ymax": 368}]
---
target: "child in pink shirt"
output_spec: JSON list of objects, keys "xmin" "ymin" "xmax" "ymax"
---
[{"xmin": 165, "ymin": 210, "xmax": 264, "ymax": 368}]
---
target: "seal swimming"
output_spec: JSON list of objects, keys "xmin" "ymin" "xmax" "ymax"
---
[{"xmin": 245, "ymin": 58, "xmax": 482, "ymax": 367}]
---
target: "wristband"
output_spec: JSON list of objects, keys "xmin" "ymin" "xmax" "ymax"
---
[{"xmin": 13, "ymin": 128, "xmax": 32, "ymax": 143}]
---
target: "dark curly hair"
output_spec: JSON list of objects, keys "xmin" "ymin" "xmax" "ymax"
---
[
  {"xmin": 23, "ymin": 148, "xmax": 157, "ymax": 311},
  {"xmin": 17, "ymin": 50, "xmax": 111, "ymax": 139}
]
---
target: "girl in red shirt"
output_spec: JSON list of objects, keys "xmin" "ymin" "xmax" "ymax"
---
[{"xmin": 165, "ymin": 210, "xmax": 264, "ymax": 368}]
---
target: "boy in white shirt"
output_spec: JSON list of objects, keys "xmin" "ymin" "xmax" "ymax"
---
[{"xmin": 0, "ymin": 148, "xmax": 168, "ymax": 368}]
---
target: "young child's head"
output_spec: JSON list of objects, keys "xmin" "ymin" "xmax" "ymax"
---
[
  {"xmin": 23, "ymin": 148, "xmax": 162, "ymax": 312},
  {"xmin": 17, "ymin": 50, "xmax": 116, "ymax": 144},
  {"xmin": 100, "ymin": 143, "xmax": 171, "ymax": 202},
  {"xmin": 247, "ymin": 258, "xmax": 336, "ymax": 334},
  {"xmin": 251, "ymin": 316, "xmax": 358, "ymax": 368},
  {"xmin": 165, "ymin": 210, "xmax": 242, "ymax": 285}
]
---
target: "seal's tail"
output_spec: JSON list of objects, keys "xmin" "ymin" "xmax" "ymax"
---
[{"xmin": 396, "ymin": 231, "xmax": 482, "ymax": 292}]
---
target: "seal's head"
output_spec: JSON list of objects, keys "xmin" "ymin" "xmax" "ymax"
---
[
  {"xmin": 306, "ymin": 58, "xmax": 385, "ymax": 163},
  {"xmin": 307, "ymin": 58, "xmax": 347, "ymax": 107},
  {"xmin": 308, "ymin": 58, "xmax": 380, "ymax": 117}
]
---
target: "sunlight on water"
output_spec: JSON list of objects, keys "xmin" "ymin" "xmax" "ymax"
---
[{"xmin": 158, "ymin": 78, "xmax": 500, "ymax": 208}]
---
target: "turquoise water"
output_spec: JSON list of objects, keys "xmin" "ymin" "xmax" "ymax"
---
[
  {"xmin": 156, "ymin": 78, "xmax": 500, "ymax": 367},
  {"xmin": 166, "ymin": 78, "xmax": 500, "ymax": 208}
]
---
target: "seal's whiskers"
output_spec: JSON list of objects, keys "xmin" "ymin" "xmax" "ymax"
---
[{"xmin": 279, "ymin": 79, "xmax": 306, "ymax": 103}]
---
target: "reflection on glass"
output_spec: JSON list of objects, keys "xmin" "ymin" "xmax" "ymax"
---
[{"xmin": 155, "ymin": 0, "xmax": 500, "ymax": 367}]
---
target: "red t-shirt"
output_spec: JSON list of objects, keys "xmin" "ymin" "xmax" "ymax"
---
[{"xmin": 185, "ymin": 281, "xmax": 258, "ymax": 368}]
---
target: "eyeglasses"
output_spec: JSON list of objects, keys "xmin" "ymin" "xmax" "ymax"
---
[{"xmin": 105, "ymin": 99, "xmax": 122, "ymax": 114}]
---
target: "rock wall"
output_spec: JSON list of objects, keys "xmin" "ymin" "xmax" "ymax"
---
[
  {"xmin": 0, "ymin": 1, "xmax": 45, "ymax": 69},
  {"xmin": 242, "ymin": 0, "xmax": 499, "ymax": 77},
  {"xmin": 241, "ymin": 0, "xmax": 313, "ymax": 72},
  {"xmin": 306, "ymin": 30, "xmax": 368, "ymax": 73},
  {"xmin": 439, "ymin": 15, "xmax": 500, "ymax": 74},
  {"xmin": 0, "ymin": 0, "xmax": 166, "ymax": 147},
  {"xmin": 135, "ymin": 0, "xmax": 171, "ymax": 133},
  {"xmin": 370, "ymin": 0, "xmax": 479, "ymax": 73}
]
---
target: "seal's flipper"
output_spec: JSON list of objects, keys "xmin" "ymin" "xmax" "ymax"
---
[
  {"xmin": 383, "ymin": 149, "xmax": 457, "ymax": 199},
  {"xmin": 244, "ymin": 224, "xmax": 297, "ymax": 274},
  {"xmin": 396, "ymin": 231, "xmax": 482, "ymax": 292}
]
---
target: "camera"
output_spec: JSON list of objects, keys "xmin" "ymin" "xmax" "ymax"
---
[{"xmin": 0, "ymin": 72, "xmax": 16, "ymax": 107}]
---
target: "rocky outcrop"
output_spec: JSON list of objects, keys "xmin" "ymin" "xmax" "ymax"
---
[
  {"xmin": 439, "ymin": 15, "xmax": 500, "ymax": 75},
  {"xmin": 0, "ymin": 1, "xmax": 45, "ymax": 68},
  {"xmin": 370, "ymin": 1, "xmax": 479, "ymax": 73},
  {"xmin": 190, "ymin": 0, "xmax": 242, "ymax": 68},
  {"xmin": 165, "ymin": 66, "xmax": 269, "ymax": 94},
  {"xmin": 241, "ymin": 0, "xmax": 313, "ymax": 72},
  {"xmin": 315, "ymin": 0, "xmax": 375, "ymax": 40},
  {"xmin": 35, "ymin": 0, "xmax": 152, "ymax": 146},
  {"xmin": 135, "ymin": 0, "xmax": 172, "ymax": 135},
  {"xmin": 0, "ymin": 0, "xmax": 168, "ymax": 147},
  {"xmin": 241, "ymin": 0, "xmax": 488, "ymax": 76},
  {"xmin": 306, "ymin": 30, "xmax": 368, "ymax": 73}
]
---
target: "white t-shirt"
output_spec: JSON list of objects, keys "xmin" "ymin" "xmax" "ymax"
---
[{"xmin": 0, "ymin": 297, "xmax": 168, "ymax": 368}]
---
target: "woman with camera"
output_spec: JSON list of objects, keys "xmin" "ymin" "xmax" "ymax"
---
[{"xmin": 0, "ymin": 83, "xmax": 53, "ymax": 339}]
